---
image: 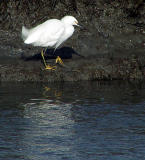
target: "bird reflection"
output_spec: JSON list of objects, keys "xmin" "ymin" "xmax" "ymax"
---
[{"xmin": 43, "ymin": 86, "xmax": 63, "ymax": 100}]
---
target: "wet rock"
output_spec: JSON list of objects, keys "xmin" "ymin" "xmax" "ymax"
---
[{"xmin": 0, "ymin": 53, "xmax": 144, "ymax": 82}]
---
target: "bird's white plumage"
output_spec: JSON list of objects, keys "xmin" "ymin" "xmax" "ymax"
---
[{"xmin": 22, "ymin": 16, "xmax": 78, "ymax": 49}]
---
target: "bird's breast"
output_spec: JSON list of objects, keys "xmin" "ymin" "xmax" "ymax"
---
[
  {"xmin": 55, "ymin": 25, "xmax": 74, "ymax": 48},
  {"xmin": 63, "ymin": 25, "xmax": 74, "ymax": 41}
]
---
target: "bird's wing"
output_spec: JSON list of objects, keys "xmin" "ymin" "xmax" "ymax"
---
[{"xmin": 24, "ymin": 19, "xmax": 65, "ymax": 47}]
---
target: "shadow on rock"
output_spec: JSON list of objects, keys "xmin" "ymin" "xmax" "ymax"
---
[{"xmin": 21, "ymin": 47, "xmax": 84, "ymax": 61}]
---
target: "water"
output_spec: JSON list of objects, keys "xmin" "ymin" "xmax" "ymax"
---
[{"xmin": 0, "ymin": 81, "xmax": 145, "ymax": 160}]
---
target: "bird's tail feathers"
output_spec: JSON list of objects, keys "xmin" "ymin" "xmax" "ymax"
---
[{"xmin": 22, "ymin": 26, "xmax": 30, "ymax": 41}]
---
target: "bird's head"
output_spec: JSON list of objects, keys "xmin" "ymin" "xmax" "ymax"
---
[{"xmin": 61, "ymin": 16, "xmax": 80, "ymax": 27}]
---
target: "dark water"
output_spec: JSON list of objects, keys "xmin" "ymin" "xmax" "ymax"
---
[{"xmin": 0, "ymin": 81, "xmax": 145, "ymax": 160}]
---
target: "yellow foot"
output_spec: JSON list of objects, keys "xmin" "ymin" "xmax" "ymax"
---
[
  {"xmin": 45, "ymin": 65, "xmax": 56, "ymax": 70},
  {"xmin": 56, "ymin": 56, "xmax": 64, "ymax": 65},
  {"xmin": 41, "ymin": 50, "xmax": 56, "ymax": 70}
]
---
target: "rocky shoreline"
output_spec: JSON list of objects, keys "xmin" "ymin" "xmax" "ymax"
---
[
  {"xmin": 0, "ymin": 0, "xmax": 144, "ymax": 81},
  {"xmin": 0, "ymin": 52, "xmax": 144, "ymax": 82}
]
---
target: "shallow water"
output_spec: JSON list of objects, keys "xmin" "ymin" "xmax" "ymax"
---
[{"xmin": 0, "ymin": 81, "xmax": 145, "ymax": 160}]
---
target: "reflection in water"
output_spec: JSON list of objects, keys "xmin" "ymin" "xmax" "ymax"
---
[
  {"xmin": 0, "ymin": 81, "xmax": 145, "ymax": 160},
  {"xmin": 43, "ymin": 81, "xmax": 145, "ymax": 105}
]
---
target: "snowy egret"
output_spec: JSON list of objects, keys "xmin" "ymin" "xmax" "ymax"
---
[{"xmin": 22, "ymin": 16, "xmax": 80, "ymax": 70}]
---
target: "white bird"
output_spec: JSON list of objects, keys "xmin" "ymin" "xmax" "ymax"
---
[{"xmin": 22, "ymin": 16, "xmax": 80, "ymax": 70}]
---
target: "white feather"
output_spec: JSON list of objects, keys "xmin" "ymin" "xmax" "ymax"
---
[
  {"xmin": 22, "ymin": 26, "xmax": 30, "ymax": 41},
  {"xmin": 21, "ymin": 16, "xmax": 78, "ymax": 49}
]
